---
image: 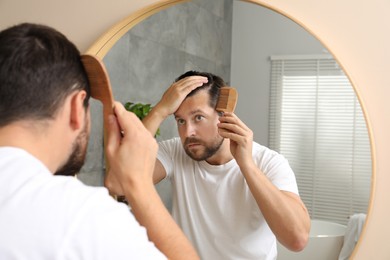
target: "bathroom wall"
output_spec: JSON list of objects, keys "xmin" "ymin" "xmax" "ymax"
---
[
  {"xmin": 77, "ymin": 0, "xmax": 234, "ymax": 203},
  {"xmin": 230, "ymin": 1, "xmax": 325, "ymax": 145}
]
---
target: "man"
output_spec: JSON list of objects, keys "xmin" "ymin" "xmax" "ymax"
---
[
  {"xmin": 0, "ymin": 23, "xmax": 198, "ymax": 259},
  {"xmin": 143, "ymin": 71, "xmax": 311, "ymax": 259}
]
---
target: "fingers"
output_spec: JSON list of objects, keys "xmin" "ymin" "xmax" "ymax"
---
[
  {"xmin": 113, "ymin": 102, "xmax": 137, "ymax": 134},
  {"xmin": 218, "ymin": 112, "xmax": 247, "ymax": 127},
  {"xmin": 104, "ymin": 110, "xmax": 124, "ymax": 196},
  {"xmin": 155, "ymin": 76, "xmax": 208, "ymax": 117},
  {"xmin": 106, "ymin": 102, "xmax": 143, "ymax": 156},
  {"xmin": 174, "ymin": 76, "xmax": 208, "ymax": 94},
  {"xmin": 106, "ymin": 101, "xmax": 158, "ymax": 193},
  {"xmin": 106, "ymin": 113, "xmax": 121, "ymax": 159},
  {"xmin": 218, "ymin": 113, "xmax": 253, "ymax": 166},
  {"xmin": 218, "ymin": 113, "xmax": 251, "ymax": 137}
]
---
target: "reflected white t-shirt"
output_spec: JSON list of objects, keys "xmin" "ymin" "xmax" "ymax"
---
[
  {"xmin": 0, "ymin": 147, "xmax": 166, "ymax": 260},
  {"xmin": 157, "ymin": 138, "xmax": 298, "ymax": 260}
]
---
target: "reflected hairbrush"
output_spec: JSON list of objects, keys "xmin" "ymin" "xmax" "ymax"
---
[{"xmin": 216, "ymin": 86, "xmax": 238, "ymax": 113}]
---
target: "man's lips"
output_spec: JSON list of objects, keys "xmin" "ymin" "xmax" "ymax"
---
[
  {"xmin": 185, "ymin": 138, "xmax": 203, "ymax": 149},
  {"xmin": 187, "ymin": 143, "xmax": 200, "ymax": 148},
  {"xmin": 186, "ymin": 142, "xmax": 202, "ymax": 149}
]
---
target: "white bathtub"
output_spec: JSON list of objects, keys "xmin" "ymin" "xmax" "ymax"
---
[{"xmin": 277, "ymin": 219, "xmax": 347, "ymax": 260}]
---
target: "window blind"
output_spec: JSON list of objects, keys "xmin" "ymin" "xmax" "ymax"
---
[{"xmin": 269, "ymin": 55, "xmax": 371, "ymax": 225}]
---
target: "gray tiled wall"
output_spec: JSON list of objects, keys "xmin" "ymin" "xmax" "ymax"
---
[{"xmin": 78, "ymin": 0, "xmax": 233, "ymax": 210}]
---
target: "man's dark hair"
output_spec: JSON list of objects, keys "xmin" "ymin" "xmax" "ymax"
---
[
  {"xmin": 175, "ymin": 70, "xmax": 226, "ymax": 109},
  {"xmin": 0, "ymin": 23, "xmax": 90, "ymax": 127}
]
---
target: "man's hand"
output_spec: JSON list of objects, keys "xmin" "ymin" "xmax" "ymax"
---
[
  {"xmin": 104, "ymin": 102, "xmax": 158, "ymax": 196},
  {"xmin": 154, "ymin": 76, "xmax": 208, "ymax": 118},
  {"xmin": 104, "ymin": 102, "xmax": 200, "ymax": 259},
  {"xmin": 217, "ymin": 112, "xmax": 254, "ymax": 167}
]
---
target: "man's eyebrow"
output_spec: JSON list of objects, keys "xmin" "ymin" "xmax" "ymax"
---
[
  {"xmin": 174, "ymin": 109, "xmax": 205, "ymax": 119},
  {"xmin": 190, "ymin": 109, "xmax": 205, "ymax": 115}
]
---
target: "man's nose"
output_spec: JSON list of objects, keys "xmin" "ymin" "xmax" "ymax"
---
[{"xmin": 184, "ymin": 122, "xmax": 196, "ymax": 137}]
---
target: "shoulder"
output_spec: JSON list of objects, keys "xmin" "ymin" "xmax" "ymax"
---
[
  {"xmin": 51, "ymin": 178, "xmax": 164, "ymax": 258},
  {"xmin": 251, "ymin": 141, "xmax": 290, "ymax": 167},
  {"xmin": 158, "ymin": 137, "xmax": 183, "ymax": 154},
  {"xmin": 159, "ymin": 137, "xmax": 181, "ymax": 147},
  {"xmin": 0, "ymin": 148, "xmax": 165, "ymax": 259},
  {"xmin": 252, "ymin": 141, "xmax": 278, "ymax": 157}
]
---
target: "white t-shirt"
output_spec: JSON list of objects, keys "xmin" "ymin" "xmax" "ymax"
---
[
  {"xmin": 0, "ymin": 147, "xmax": 166, "ymax": 260},
  {"xmin": 157, "ymin": 138, "xmax": 298, "ymax": 260}
]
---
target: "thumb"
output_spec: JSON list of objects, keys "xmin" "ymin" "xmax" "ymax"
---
[{"xmin": 105, "ymin": 114, "xmax": 120, "ymax": 158}]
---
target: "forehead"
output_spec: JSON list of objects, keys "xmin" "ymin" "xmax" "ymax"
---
[{"xmin": 175, "ymin": 90, "xmax": 214, "ymax": 117}]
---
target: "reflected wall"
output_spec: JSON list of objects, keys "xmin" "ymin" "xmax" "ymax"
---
[{"xmin": 231, "ymin": 1, "xmax": 326, "ymax": 144}]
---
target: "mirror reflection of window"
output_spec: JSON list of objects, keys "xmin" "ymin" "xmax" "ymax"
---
[{"xmin": 268, "ymin": 55, "xmax": 371, "ymax": 225}]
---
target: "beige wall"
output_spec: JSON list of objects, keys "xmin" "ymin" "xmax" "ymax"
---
[
  {"xmin": 1, "ymin": 0, "xmax": 389, "ymax": 258},
  {"xmin": 0, "ymin": 0, "xmax": 151, "ymax": 52}
]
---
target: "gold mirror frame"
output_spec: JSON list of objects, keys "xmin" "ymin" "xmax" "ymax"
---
[{"xmin": 85, "ymin": 1, "xmax": 378, "ymax": 258}]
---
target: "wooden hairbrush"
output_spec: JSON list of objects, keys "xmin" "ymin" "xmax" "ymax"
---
[
  {"xmin": 81, "ymin": 54, "xmax": 115, "ymax": 195},
  {"xmin": 216, "ymin": 86, "xmax": 238, "ymax": 113},
  {"xmin": 81, "ymin": 54, "xmax": 114, "ymax": 119}
]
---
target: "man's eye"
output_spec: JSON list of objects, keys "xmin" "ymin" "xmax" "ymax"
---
[
  {"xmin": 177, "ymin": 119, "xmax": 185, "ymax": 125},
  {"xmin": 195, "ymin": 115, "xmax": 204, "ymax": 121}
]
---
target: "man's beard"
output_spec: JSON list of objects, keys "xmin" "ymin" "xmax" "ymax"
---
[
  {"xmin": 55, "ymin": 124, "xmax": 88, "ymax": 177},
  {"xmin": 184, "ymin": 136, "xmax": 224, "ymax": 161}
]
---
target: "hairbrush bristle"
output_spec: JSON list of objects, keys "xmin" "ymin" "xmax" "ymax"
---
[{"xmin": 216, "ymin": 87, "xmax": 238, "ymax": 112}]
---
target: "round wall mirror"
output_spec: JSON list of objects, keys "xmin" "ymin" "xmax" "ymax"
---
[{"xmin": 79, "ymin": 0, "xmax": 373, "ymax": 259}]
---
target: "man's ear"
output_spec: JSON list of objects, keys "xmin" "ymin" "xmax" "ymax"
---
[{"xmin": 69, "ymin": 90, "xmax": 87, "ymax": 131}]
